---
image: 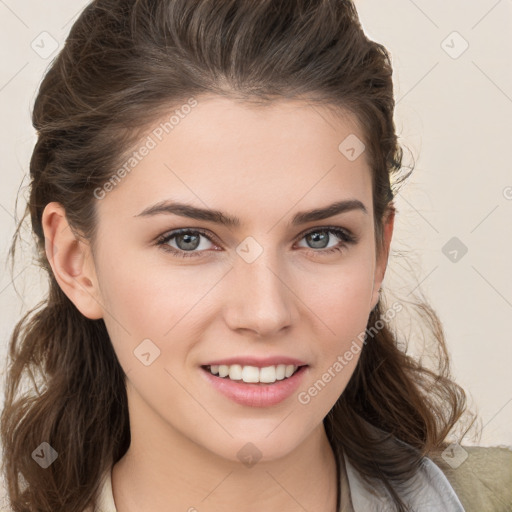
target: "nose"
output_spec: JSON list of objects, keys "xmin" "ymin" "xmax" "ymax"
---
[{"xmin": 223, "ymin": 250, "xmax": 297, "ymax": 338}]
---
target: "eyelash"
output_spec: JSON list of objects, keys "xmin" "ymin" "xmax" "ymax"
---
[{"xmin": 155, "ymin": 226, "xmax": 358, "ymax": 259}]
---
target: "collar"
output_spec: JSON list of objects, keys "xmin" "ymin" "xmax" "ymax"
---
[{"xmin": 93, "ymin": 453, "xmax": 464, "ymax": 512}]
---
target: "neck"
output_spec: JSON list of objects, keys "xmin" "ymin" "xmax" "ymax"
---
[{"xmin": 111, "ymin": 385, "xmax": 340, "ymax": 512}]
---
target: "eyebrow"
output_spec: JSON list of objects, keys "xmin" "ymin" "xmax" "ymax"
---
[{"xmin": 135, "ymin": 199, "xmax": 367, "ymax": 227}]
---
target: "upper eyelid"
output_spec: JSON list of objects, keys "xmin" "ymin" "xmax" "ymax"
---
[{"xmin": 158, "ymin": 225, "xmax": 356, "ymax": 247}]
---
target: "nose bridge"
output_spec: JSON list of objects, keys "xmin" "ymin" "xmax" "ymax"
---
[{"xmin": 226, "ymin": 236, "xmax": 295, "ymax": 334}]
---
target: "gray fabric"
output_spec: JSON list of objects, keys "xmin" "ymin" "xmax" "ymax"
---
[
  {"xmin": 344, "ymin": 455, "xmax": 465, "ymax": 511},
  {"xmin": 94, "ymin": 468, "xmax": 116, "ymax": 512}
]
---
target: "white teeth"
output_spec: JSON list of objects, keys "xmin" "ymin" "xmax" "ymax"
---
[
  {"xmin": 284, "ymin": 365, "xmax": 296, "ymax": 378},
  {"xmin": 228, "ymin": 364, "xmax": 243, "ymax": 381},
  {"xmin": 206, "ymin": 364, "xmax": 300, "ymax": 383},
  {"xmin": 242, "ymin": 365, "xmax": 260, "ymax": 383},
  {"xmin": 259, "ymin": 366, "xmax": 277, "ymax": 383}
]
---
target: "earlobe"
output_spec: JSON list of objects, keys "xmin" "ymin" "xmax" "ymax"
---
[{"xmin": 41, "ymin": 202, "xmax": 104, "ymax": 320}]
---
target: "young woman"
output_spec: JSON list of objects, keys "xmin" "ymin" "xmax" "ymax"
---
[{"xmin": 1, "ymin": 1, "xmax": 475, "ymax": 511}]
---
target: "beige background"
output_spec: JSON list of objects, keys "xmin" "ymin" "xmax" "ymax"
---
[{"xmin": 0, "ymin": 0, "xmax": 511, "ymax": 447}]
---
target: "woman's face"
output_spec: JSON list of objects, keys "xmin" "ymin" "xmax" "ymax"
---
[{"xmin": 86, "ymin": 96, "xmax": 392, "ymax": 462}]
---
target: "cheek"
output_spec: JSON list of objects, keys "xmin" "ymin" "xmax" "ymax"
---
[
  {"xmin": 296, "ymin": 254, "xmax": 374, "ymax": 393},
  {"xmin": 296, "ymin": 279, "xmax": 368, "ymax": 414},
  {"xmin": 298, "ymin": 255, "xmax": 375, "ymax": 332},
  {"xmin": 95, "ymin": 254, "xmax": 225, "ymax": 372},
  {"xmin": 97, "ymin": 238, "xmax": 375, "ymax": 360},
  {"xmin": 98, "ymin": 255, "xmax": 191, "ymax": 326}
]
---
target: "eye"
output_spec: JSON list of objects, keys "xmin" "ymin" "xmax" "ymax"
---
[
  {"xmin": 295, "ymin": 226, "xmax": 357, "ymax": 256},
  {"xmin": 156, "ymin": 228, "xmax": 218, "ymax": 258},
  {"xmin": 155, "ymin": 226, "xmax": 358, "ymax": 258}
]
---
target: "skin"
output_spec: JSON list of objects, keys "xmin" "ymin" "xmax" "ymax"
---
[{"xmin": 42, "ymin": 95, "xmax": 394, "ymax": 512}]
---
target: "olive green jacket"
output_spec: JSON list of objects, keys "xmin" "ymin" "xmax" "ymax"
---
[{"xmin": 431, "ymin": 446, "xmax": 512, "ymax": 512}]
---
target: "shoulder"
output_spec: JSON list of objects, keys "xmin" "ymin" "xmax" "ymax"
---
[
  {"xmin": 430, "ymin": 445, "xmax": 512, "ymax": 512},
  {"xmin": 406, "ymin": 456, "xmax": 466, "ymax": 510},
  {"xmin": 0, "ymin": 475, "xmax": 12, "ymax": 511},
  {"xmin": 343, "ymin": 451, "xmax": 465, "ymax": 511}
]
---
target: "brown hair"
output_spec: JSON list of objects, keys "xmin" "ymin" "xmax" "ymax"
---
[{"xmin": 1, "ymin": 1, "xmax": 476, "ymax": 510}]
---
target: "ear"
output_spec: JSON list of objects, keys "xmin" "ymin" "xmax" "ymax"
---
[
  {"xmin": 369, "ymin": 205, "xmax": 395, "ymax": 311},
  {"xmin": 41, "ymin": 202, "xmax": 104, "ymax": 320}
]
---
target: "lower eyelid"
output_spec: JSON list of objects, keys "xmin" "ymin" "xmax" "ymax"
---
[
  {"xmin": 157, "ymin": 227, "xmax": 356, "ymax": 255},
  {"xmin": 157, "ymin": 230, "xmax": 216, "ymax": 252}
]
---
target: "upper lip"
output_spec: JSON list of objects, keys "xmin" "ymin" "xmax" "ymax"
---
[{"xmin": 202, "ymin": 356, "xmax": 308, "ymax": 368}]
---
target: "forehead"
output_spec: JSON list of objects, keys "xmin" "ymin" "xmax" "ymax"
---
[{"xmin": 96, "ymin": 95, "xmax": 373, "ymax": 222}]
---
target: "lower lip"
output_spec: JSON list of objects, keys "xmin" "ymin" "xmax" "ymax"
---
[{"xmin": 200, "ymin": 366, "xmax": 309, "ymax": 407}]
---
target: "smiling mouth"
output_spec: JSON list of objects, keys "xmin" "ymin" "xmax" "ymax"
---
[{"xmin": 201, "ymin": 364, "xmax": 306, "ymax": 385}]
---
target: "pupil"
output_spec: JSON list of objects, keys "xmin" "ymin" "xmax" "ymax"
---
[
  {"xmin": 178, "ymin": 233, "xmax": 199, "ymax": 250},
  {"xmin": 308, "ymin": 232, "xmax": 327, "ymax": 248}
]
